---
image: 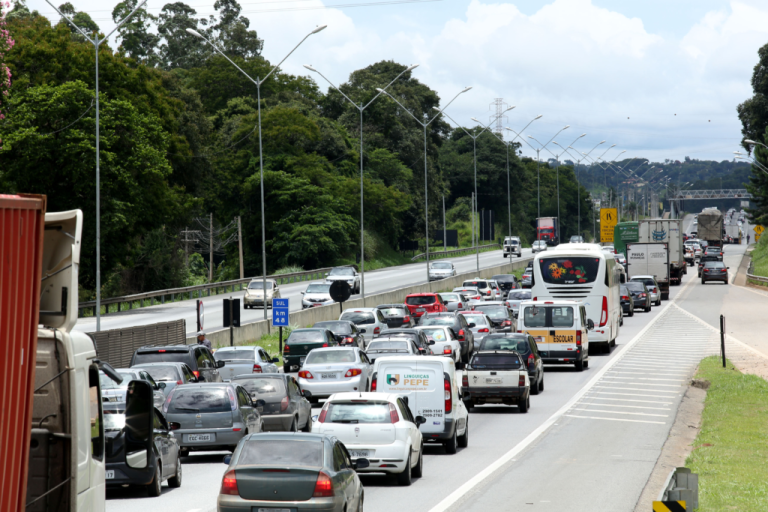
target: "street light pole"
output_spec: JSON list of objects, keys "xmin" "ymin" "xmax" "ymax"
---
[
  {"xmin": 188, "ymin": 24, "xmax": 326, "ymax": 321},
  {"xmin": 304, "ymin": 64, "xmax": 416, "ymax": 301},
  {"xmin": 46, "ymin": 0, "xmax": 149, "ymax": 331}
]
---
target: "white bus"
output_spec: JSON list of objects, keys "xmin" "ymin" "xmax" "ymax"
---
[{"xmin": 529, "ymin": 243, "xmax": 622, "ymax": 353}]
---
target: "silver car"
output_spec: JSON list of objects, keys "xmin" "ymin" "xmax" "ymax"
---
[
  {"xmin": 339, "ymin": 308, "xmax": 389, "ymax": 346},
  {"xmin": 99, "ymin": 369, "xmax": 166, "ymax": 409},
  {"xmin": 131, "ymin": 362, "xmax": 198, "ymax": 398},
  {"xmin": 459, "ymin": 312, "xmax": 495, "ymax": 348},
  {"xmin": 213, "ymin": 346, "xmax": 280, "ymax": 381},
  {"xmin": 244, "ymin": 278, "xmax": 281, "ymax": 309},
  {"xmin": 462, "ymin": 278, "xmax": 501, "ymax": 301},
  {"xmin": 301, "ymin": 282, "xmax": 334, "ymax": 309},
  {"xmin": 505, "ymin": 290, "xmax": 532, "ymax": 318},
  {"xmin": 297, "ymin": 347, "xmax": 373, "ymax": 401},
  {"xmin": 453, "ymin": 286, "xmax": 482, "ymax": 302},
  {"xmin": 164, "ymin": 382, "xmax": 264, "ymax": 455},
  {"xmin": 439, "ymin": 292, "xmax": 468, "ymax": 312},
  {"xmin": 428, "ymin": 261, "xmax": 456, "ymax": 281},
  {"xmin": 532, "ymin": 240, "xmax": 547, "ymax": 253},
  {"xmin": 631, "ymin": 275, "xmax": 661, "ymax": 306}
]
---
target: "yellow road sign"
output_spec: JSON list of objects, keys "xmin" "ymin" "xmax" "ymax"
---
[
  {"xmin": 600, "ymin": 208, "xmax": 618, "ymax": 243},
  {"xmin": 756, "ymin": 233, "xmax": 762, "ymax": 242},
  {"xmin": 653, "ymin": 501, "xmax": 686, "ymax": 512},
  {"xmin": 754, "ymin": 225, "xmax": 764, "ymax": 235}
]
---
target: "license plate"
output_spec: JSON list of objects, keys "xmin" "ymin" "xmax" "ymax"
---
[
  {"xmin": 320, "ymin": 373, "xmax": 336, "ymax": 379},
  {"xmin": 105, "ymin": 470, "xmax": 115, "ymax": 480},
  {"xmin": 486, "ymin": 378, "xmax": 502, "ymax": 384},
  {"xmin": 416, "ymin": 308, "xmax": 426, "ymax": 312},
  {"xmin": 187, "ymin": 434, "xmax": 213, "ymax": 442},
  {"xmin": 349, "ymin": 450, "xmax": 371, "ymax": 458},
  {"xmin": 256, "ymin": 509, "xmax": 293, "ymax": 512}
]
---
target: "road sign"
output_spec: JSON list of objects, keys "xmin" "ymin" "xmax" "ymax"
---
[
  {"xmin": 600, "ymin": 208, "xmax": 618, "ymax": 243},
  {"xmin": 272, "ymin": 298, "xmax": 289, "ymax": 326},
  {"xmin": 329, "ymin": 281, "xmax": 352, "ymax": 303},
  {"xmin": 652, "ymin": 501, "xmax": 686, "ymax": 512},
  {"xmin": 754, "ymin": 225, "xmax": 764, "ymax": 235},
  {"xmin": 741, "ymin": 200, "xmax": 750, "ymax": 207},
  {"xmin": 756, "ymin": 233, "xmax": 762, "ymax": 242}
]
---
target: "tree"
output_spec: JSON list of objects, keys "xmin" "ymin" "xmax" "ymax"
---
[
  {"xmin": 157, "ymin": 2, "xmax": 207, "ymax": 70},
  {"xmin": 209, "ymin": 0, "xmax": 262, "ymax": 59},
  {"xmin": 738, "ymin": 42, "xmax": 768, "ymax": 153},
  {"xmin": 57, "ymin": 2, "xmax": 99, "ymax": 42},
  {"xmin": 112, "ymin": 0, "xmax": 160, "ymax": 65},
  {"xmin": 0, "ymin": 0, "xmax": 14, "ymax": 128}
]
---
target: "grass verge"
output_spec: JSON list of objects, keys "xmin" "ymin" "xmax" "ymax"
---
[
  {"xmin": 686, "ymin": 356, "xmax": 768, "ymax": 510},
  {"xmin": 750, "ymin": 236, "xmax": 768, "ymax": 277}
]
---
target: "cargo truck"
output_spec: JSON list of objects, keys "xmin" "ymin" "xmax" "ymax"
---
[
  {"xmin": 697, "ymin": 209, "xmax": 724, "ymax": 247},
  {"xmin": 536, "ymin": 217, "xmax": 559, "ymax": 246},
  {"xmin": 626, "ymin": 242, "xmax": 670, "ymax": 301},
  {"xmin": 613, "ymin": 222, "xmax": 639, "ymax": 256},
  {"xmin": 637, "ymin": 219, "xmax": 686, "ymax": 286},
  {"xmin": 2, "ymin": 195, "xmax": 155, "ymax": 512}
]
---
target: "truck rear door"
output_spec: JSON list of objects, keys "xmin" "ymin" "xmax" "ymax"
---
[{"xmin": 376, "ymin": 360, "xmax": 445, "ymax": 434}]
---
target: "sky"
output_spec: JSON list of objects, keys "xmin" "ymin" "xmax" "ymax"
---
[{"xmin": 24, "ymin": 0, "xmax": 768, "ymax": 164}]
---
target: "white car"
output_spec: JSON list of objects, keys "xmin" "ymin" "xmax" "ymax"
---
[
  {"xmin": 461, "ymin": 278, "xmax": 501, "ymax": 301},
  {"xmin": 453, "ymin": 286, "xmax": 482, "ymax": 302},
  {"xmin": 313, "ymin": 392, "xmax": 425, "ymax": 485},
  {"xmin": 325, "ymin": 266, "xmax": 360, "ymax": 294},
  {"xmin": 413, "ymin": 325, "xmax": 461, "ymax": 363},
  {"xmin": 297, "ymin": 347, "xmax": 373, "ymax": 401},
  {"xmin": 531, "ymin": 240, "xmax": 547, "ymax": 253},
  {"xmin": 428, "ymin": 261, "xmax": 456, "ymax": 281},
  {"xmin": 339, "ymin": 308, "xmax": 390, "ymax": 345},
  {"xmin": 301, "ymin": 282, "xmax": 334, "ymax": 309}
]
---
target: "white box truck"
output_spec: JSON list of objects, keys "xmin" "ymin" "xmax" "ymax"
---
[
  {"xmin": 638, "ymin": 219, "xmax": 686, "ymax": 286},
  {"xmin": 626, "ymin": 242, "xmax": 671, "ymax": 300}
]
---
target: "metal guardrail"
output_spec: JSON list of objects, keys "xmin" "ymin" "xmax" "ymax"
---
[
  {"xmin": 410, "ymin": 244, "xmax": 502, "ymax": 261},
  {"xmin": 78, "ymin": 267, "xmax": 332, "ymax": 317},
  {"xmin": 746, "ymin": 272, "xmax": 768, "ymax": 283},
  {"xmin": 89, "ymin": 319, "xmax": 187, "ymax": 368}
]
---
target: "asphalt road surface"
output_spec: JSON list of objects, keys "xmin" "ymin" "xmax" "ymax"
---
[{"xmin": 105, "ymin": 238, "xmax": 754, "ymax": 512}]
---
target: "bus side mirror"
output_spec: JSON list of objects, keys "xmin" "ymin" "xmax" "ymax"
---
[
  {"xmin": 587, "ymin": 319, "xmax": 595, "ymax": 330},
  {"xmin": 620, "ymin": 274, "xmax": 626, "ymax": 284}
]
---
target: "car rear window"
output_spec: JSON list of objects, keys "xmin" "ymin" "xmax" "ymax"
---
[
  {"xmin": 367, "ymin": 340, "xmax": 409, "ymax": 351},
  {"xmin": 99, "ymin": 371, "xmax": 124, "ymax": 390},
  {"xmin": 169, "ymin": 387, "xmax": 232, "ymax": 413},
  {"xmin": 326, "ymin": 402, "xmax": 392, "ymax": 424},
  {"xmin": 340, "ymin": 311, "xmax": 375, "ymax": 324},
  {"xmin": 509, "ymin": 291, "xmax": 531, "ymax": 300},
  {"xmin": 462, "ymin": 313, "xmax": 489, "ymax": 325},
  {"xmin": 235, "ymin": 377, "xmax": 286, "ymax": 398},
  {"xmin": 480, "ymin": 337, "xmax": 529, "ymax": 352},
  {"xmin": 131, "ymin": 350, "xmax": 193, "ymax": 367},
  {"xmin": 704, "ymin": 262, "xmax": 726, "ymax": 268},
  {"xmin": 305, "ymin": 350, "xmax": 357, "ymax": 364},
  {"xmin": 463, "ymin": 281, "xmax": 488, "ymax": 289},
  {"xmin": 239, "ymin": 439, "xmax": 323, "ymax": 467},
  {"xmin": 492, "ymin": 275, "xmax": 515, "ymax": 282},
  {"xmin": 539, "ymin": 257, "xmax": 600, "ymax": 284},
  {"xmin": 419, "ymin": 328, "xmax": 448, "ymax": 341},
  {"xmin": 287, "ymin": 330, "xmax": 325, "ymax": 343},
  {"xmin": 405, "ymin": 296, "xmax": 437, "ymax": 306},
  {"xmin": 314, "ymin": 322, "xmax": 352, "ymax": 334},
  {"xmin": 214, "ymin": 349, "xmax": 255, "ymax": 362},
  {"xmin": 473, "ymin": 306, "xmax": 508, "ymax": 319},
  {"xmin": 625, "ymin": 282, "xmax": 644, "ymax": 292},
  {"xmin": 470, "ymin": 354, "xmax": 522, "ymax": 369},
  {"xmin": 420, "ymin": 317, "xmax": 456, "ymax": 327},
  {"xmin": 137, "ymin": 365, "xmax": 181, "ymax": 382},
  {"xmin": 439, "ymin": 294, "xmax": 460, "ymax": 302},
  {"xmin": 523, "ymin": 306, "xmax": 574, "ymax": 328},
  {"xmin": 378, "ymin": 307, "xmax": 407, "ymax": 317}
]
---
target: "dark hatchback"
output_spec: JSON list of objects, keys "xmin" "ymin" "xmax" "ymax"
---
[
  {"xmin": 312, "ymin": 321, "xmax": 365, "ymax": 349},
  {"xmin": 478, "ymin": 334, "xmax": 544, "ymax": 395},
  {"xmin": 624, "ymin": 281, "xmax": 651, "ymax": 312},
  {"xmin": 704, "ymin": 245, "xmax": 724, "ymax": 261},
  {"xmin": 620, "ymin": 285, "xmax": 634, "ymax": 317},
  {"xmin": 375, "ymin": 304, "xmax": 415, "ymax": 328},
  {"xmin": 418, "ymin": 313, "xmax": 475, "ymax": 363},
  {"xmin": 379, "ymin": 328, "xmax": 433, "ymax": 354},
  {"xmin": 232, "ymin": 374, "xmax": 312, "ymax": 432},
  {"xmin": 283, "ymin": 328, "xmax": 339, "ymax": 373},
  {"xmin": 697, "ymin": 255, "xmax": 720, "ymax": 277},
  {"xmin": 492, "ymin": 274, "xmax": 519, "ymax": 298},
  {"xmin": 701, "ymin": 261, "xmax": 729, "ymax": 284},
  {"xmin": 130, "ymin": 345, "xmax": 224, "ymax": 383}
]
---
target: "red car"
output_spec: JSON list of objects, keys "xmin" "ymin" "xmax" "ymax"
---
[{"xmin": 404, "ymin": 293, "xmax": 447, "ymax": 322}]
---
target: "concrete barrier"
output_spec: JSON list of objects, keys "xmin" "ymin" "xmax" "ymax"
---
[{"xmin": 190, "ymin": 256, "xmax": 533, "ymax": 348}]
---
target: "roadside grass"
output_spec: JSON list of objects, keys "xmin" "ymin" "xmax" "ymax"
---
[
  {"xmin": 686, "ymin": 356, "xmax": 768, "ymax": 511},
  {"xmin": 750, "ymin": 235, "xmax": 768, "ymax": 278}
]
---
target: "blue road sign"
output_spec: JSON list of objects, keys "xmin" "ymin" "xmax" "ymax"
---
[{"xmin": 272, "ymin": 298, "xmax": 289, "ymax": 326}]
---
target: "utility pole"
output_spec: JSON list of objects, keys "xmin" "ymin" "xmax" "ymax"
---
[
  {"xmin": 471, "ymin": 192, "xmax": 475, "ymax": 249},
  {"xmin": 443, "ymin": 195, "xmax": 447, "ymax": 251},
  {"xmin": 238, "ymin": 216, "xmax": 244, "ymax": 280},
  {"xmin": 209, "ymin": 213, "xmax": 213, "ymax": 283}
]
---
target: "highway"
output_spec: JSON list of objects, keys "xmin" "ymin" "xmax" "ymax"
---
[
  {"xmin": 75, "ymin": 248, "xmax": 532, "ymax": 336},
  {"xmin": 105, "ymin": 228, "xmax": 757, "ymax": 512}
]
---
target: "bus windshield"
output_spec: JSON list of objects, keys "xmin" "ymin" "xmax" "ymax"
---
[{"xmin": 539, "ymin": 257, "xmax": 601, "ymax": 284}]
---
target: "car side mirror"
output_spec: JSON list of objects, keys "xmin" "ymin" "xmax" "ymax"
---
[
  {"xmin": 468, "ymin": 323, "xmax": 476, "ymax": 328},
  {"xmin": 727, "ymin": 267, "xmax": 730, "ymax": 269},
  {"xmin": 217, "ymin": 360, "xmax": 226, "ymax": 368},
  {"xmin": 620, "ymin": 274, "xmax": 626, "ymax": 284},
  {"xmin": 157, "ymin": 382, "xmax": 166, "ymax": 390},
  {"xmin": 312, "ymin": 415, "xmax": 319, "ymax": 422},
  {"xmin": 272, "ymin": 357, "xmax": 280, "ymax": 363},
  {"xmin": 124, "ymin": 380, "xmax": 153, "ymax": 469},
  {"xmin": 301, "ymin": 291, "xmax": 305, "ymax": 295},
  {"xmin": 418, "ymin": 347, "xmax": 426, "ymax": 352},
  {"xmin": 415, "ymin": 415, "xmax": 427, "ymax": 425},
  {"xmin": 428, "ymin": 340, "xmax": 435, "ymax": 345},
  {"xmin": 360, "ymin": 329, "xmax": 367, "ymax": 333},
  {"xmin": 224, "ymin": 455, "xmax": 232, "ymax": 465},
  {"xmin": 587, "ymin": 319, "xmax": 595, "ymax": 330},
  {"xmin": 255, "ymin": 399, "xmax": 266, "ymax": 408},
  {"xmin": 353, "ymin": 458, "xmax": 370, "ymax": 470}
]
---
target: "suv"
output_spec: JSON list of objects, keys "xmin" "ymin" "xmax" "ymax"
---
[
  {"xmin": 325, "ymin": 266, "xmax": 360, "ymax": 294},
  {"xmin": 478, "ymin": 333, "xmax": 544, "ymax": 395},
  {"xmin": 130, "ymin": 345, "xmax": 224, "ymax": 382},
  {"xmin": 461, "ymin": 278, "xmax": 501, "ymax": 301},
  {"xmin": 419, "ymin": 312, "xmax": 475, "ymax": 363},
  {"xmin": 503, "ymin": 236, "xmax": 522, "ymax": 258},
  {"xmin": 704, "ymin": 245, "xmax": 723, "ymax": 261},
  {"xmin": 404, "ymin": 293, "xmax": 447, "ymax": 322},
  {"xmin": 339, "ymin": 308, "xmax": 389, "ymax": 344},
  {"xmin": 569, "ymin": 235, "xmax": 584, "ymax": 243},
  {"xmin": 492, "ymin": 274, "xmax": 519, "ymax": 298},
  {"xmin": 375, "ymin": 304, "xmax": 414, "ymax": 328}
]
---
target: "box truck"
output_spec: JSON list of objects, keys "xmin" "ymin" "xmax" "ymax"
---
[
  {"xmin": 626, "ymin": 242, "xmax": 671, "ymax": 300},
  {"xmin": 697, "ymin": 209, "xmax": 724, "ymax": 247},
  {"xmin": 638, "ymin": 219, "xmax": 686, "ymax": 285}
]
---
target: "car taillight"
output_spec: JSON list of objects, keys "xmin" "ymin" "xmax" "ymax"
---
[
  {"xmin": 527, "ymin": 353, "xmax": 534, "ymax": 368},
  {"xmin": 169, "ymin": 422, "xmax": 181, "ymax": 430},
  {"xmin": 344, "ymin": 337, "xmax": 355, "ymax": 344},
  {"xmin": 599, "ymin": 296, "xmax": 608, "ymax": 327},
  {"xmin": 458, "ymin": 329, "xmax": 465, "ymax": 341},
  {"xmin": 641, "ymin": 293, "xmax": 647, "ymax": 297},
  {"xmin": 653, "ymin": 288, "xmax": 657, "ymax": 293},
  {"xmin": 371, "ymin": 377, "xmax": 377, "ymax": 391},
  {"xmin": 404, "ymin": 316, "xmax": 411, "ymax": 323},
  {"xmin": 458, "ymin": 303, "xmax": 463, "ymax": 309},
  {"xmin": 576, "ymin": 330, "xmax": 582, "ymax": 346},
  {"xmin": 281, "ymin": 396, "xmax": 290, "ymax": 411},
  {"xmin": 704, "ymin": 269, "xmax": 709, "ymax": 273},
  {"xmin": 345, "ymin": 368, "xmax": 362, "ymax": 378},
  {"xmin": 192, "ymin": 370, "xmax": 200, "ymax": 379},
  {"xmin": 462, "ymin": 374, "xmax": 468, "ymax": 387},
  {"xmin": 443, "ymin": 348, "xmax": 453, "ymax": 355},
  {"xmin": 533, "ymin": 297, "xmax": 537, "ymax": 301},
  {"xmin": 176, "ymin": 380, "xmax": 183, "ymax": 385},
  {"xmin": 444, "ymin": 377, "xmax": 452, "ymax": 414},
  {"xmin": 322, "ymin": 343, "xmax": 329, "ymax": 347},
  {"xmin": 519, "ymin": 374, "xmax": 526, "ymax": 386},
  {"xmin": 284, "ymin": 344, "xmax": 290, "ymax": 353},
  {"xmin": 374, "ymin": 327, "xmax": 381, "ymax": 335},
  {"xmin": 313, "ymin": 471, "xmax": 334, "ymax": 497},
  {"xmin": 220, "ymin": 469, "xmax": 239, "ymax": 496},
  {"xmin": 298, "ymin": 370, "xmax": 314, "ymax": 379},
  {"xmin": 317, "ymin": 402, "xmax": 330, "ymax": 423},
  {"xmin": 622, "ymin": 295, "xmax": 629, "ymax": 301},
  {"xmin": 389, "ymin": 403, "xmax": 400, "ymax": 423},
  {"xmin": 503, "ymin": 320, "xmax": 512, "ymax": 327},
  {"xmin": 478, "ymin": 328, "xmax": 490, "ymax": 333},
  {"xmin": 252, "ymin": 364, "xmax": 262, "ymax": 373}
]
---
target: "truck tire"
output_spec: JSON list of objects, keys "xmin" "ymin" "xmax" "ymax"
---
[
  {"xmin": 503, "ymin": 254, "xmax": 508, "ymax": 258},
  {"xmin": 458, "ymin": 420, "xmax": 469, "ymax": 448},
  {"xmin": 575, "ymin": 359, "xmax": 584, "ymax": 372}
]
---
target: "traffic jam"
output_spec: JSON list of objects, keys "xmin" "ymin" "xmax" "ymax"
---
[{"xmin": 102, "ymin": 214, "xmax": 736, "ymax": 511}]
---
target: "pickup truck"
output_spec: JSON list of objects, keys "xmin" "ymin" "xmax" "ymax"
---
[{"xmin": 461, "ymin": 350, "xmax": 530, "ymax": 412}]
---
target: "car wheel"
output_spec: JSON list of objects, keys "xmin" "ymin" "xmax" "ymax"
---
[
  {"xmin": 290, "ymin": 419, "xmax": 298, "ymax": 432},
  {"xmin": 179, "ymin": 448, "xmax": 189, "ymax": 458},
  {"xmin": 530, "ymin": 373, "xmax": 540, "ymax": 395},
  {"xmin": 396, "ymin": 455, "xmax": 412, "ymax": 486},
  {"xmin": 444, "ymin": 430, "xmax": 458, "ymax": 454},
  {"xmin": 463, "ymin": 399, "xmax": 474, "ymax": 411},
  {"xmin": 583, "ymin": 360, "xmax": 589, "ymax": 369},
  {"xmin": 147, "ymin": 464, "xmax": 162, "ymax": 497},
  {"xmin": 575, "ymin": 359, "xmax": 584, "ymax": 372},
  {"xmin": 458, "ymin": 419, "xmax": 469, "ymax": 448},
  {"xmin": 519, "ymin": 397, "xmax": 529, "ymax": 413},
  {"xmin": 301, "ymin": 415, "xmax": 312, "ymax": 432},
  {"xmin": 358, "ymin": 492, "xmax": 364, "ymax": 512},
  {"xmin": 539, "ymin": 374, "xmax": 544, "ymax": 392},
  {"xmin": 645, "ymin": 305, "xmax": 651, "ymax": 312},
  {"xmin": 411, "ymin": 445, "xmax": 424, "ymax": 478},
  {"xmin": 620, "ymin": 317, "xmax": 623, "ymax": 326},
  {"xmin": 168, "ymin": 458, "xmax": 182, "ymax": 488}
]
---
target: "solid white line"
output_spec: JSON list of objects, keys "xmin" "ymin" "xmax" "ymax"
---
[
  {"xmin": 586, "ymin": 396, "xmax": 673, "ymax": 405},
  {"xmin": 564, "ymin": 414, "xmax": 666, "ymax": 425},
  {"xmin": 577, "ymin": 402, "xmax": 671, "ymax": 410},
  {"xmin": 426, "ymin": 298, "xmax": 676, "ymax": 512},
  {"xmin": 572, "ymin": 408, "xmax": 669, "ymax": 417},
  {"xmin": 593, "ymin": 386, "xmax": 679, "ymax": 394}
]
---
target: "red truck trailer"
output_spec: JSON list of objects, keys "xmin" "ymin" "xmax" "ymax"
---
[{"xmin": 536, "ymin": 217, "xmax": 559, "ymax": 246}]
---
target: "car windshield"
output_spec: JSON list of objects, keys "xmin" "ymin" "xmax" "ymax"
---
[
  {"xmin": 235, "ymin": 378, "xmax": 286, "ymax": 398},
  {"xmin": 473, "ymin": 306, "xmax": 508, "ymax": 319},
  {"xmin": 481, "ymin": 337, "xmax": 529, "ymax": 352},
  {"xmin": 463, "ymin": 281, "xmax": 488, "ymax": 289},
  {"xmin": 239, "ymin": 439, "xmax": 323, "ymax": 467},
  {"xmin": 169, "ymin": 387, "xmax": 232, "ymax": 413},
  {"xmin": 378, "ymin": 307, "xmax": 407, "ymax": 317},
  {"xmin": 314, "ymin": 322, "xmax": 352, "ymax": 333},
  {"xmin": 248, "ymin": 281, "xmax": 273, "ymax": 289},
  {"xmin": 305, "ymin": 350, "xmax": 357, "ymax": 364},
  {"xmin": 287, "ymin": 330, "xmax": 325, "ymax": 343},
  {"xmin": 340, "ymin": 311, "xmax": 375, "ymax": 324},
  {"xmin": 103, "ymin": 410, "xmax": 126, "ymax": 432},
  {"xmin": 539, "ymin": 257, "xmax": 601, "ymax": 284},
  {"xmin": 505, "ymin": 240, "xmax": 519, "ymax": 245},
  {"xmin": 470, "ymin": 354, "xmax": 522, "ymax": 369},
  {"xmin": 406, "ymin": 296, "xmax": 437, "ymax": 306},
  {"xmin": 367, "ymin": 340, "xmax": 409, "ymax": 351},
  {"xmin": 509, "ymin": 291, "xmax": 532, "ymax": 300},
  {"xmin": 419, "ymin": 328, "xmax": 448, "ymax": 341},
  {"xmin": 305, "ymin": 284, "xmax": 331, "ymax": 294},
  {"xmin": 431, "ymin": 262, "xmax": 452, "ymax": 269},
  {"xmin": 326, "ymin": 401, "xmax": 392, "ymax": 424},
  {"xmin": 440, "ymin": 294, "xmax": 460, "ymax": 302},
  {"xmin": 132, "ymin": 350, "xmax": 191, "ymax": 365},
  {"xmin": 138, "ymin": 365, "xmax": 180, "ymax": 382},
  {"xmin": 99, "ymin": 371, "xmax": 125, "ymax": 390},
  {"xmin": 329, "ymin": 268, "xmax": 355, "ymax": 276},
  {"xmin": 214, "ymin": 349, "xmax": 255, "ymax": 362}
]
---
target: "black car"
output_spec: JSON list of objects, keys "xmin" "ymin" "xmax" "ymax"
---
[
  {"xmin": 478, "ymin": 334, "xmax": 544, "ymax": 395},
  {"xmin": 418, "ymin": 313, "xmax": 475, "ymax": 363},
  {"xmin": 492, "ymin": 274, "xmax": 519, "ymax": 298},
  {"xmin": 283, "ymin": 328, "xmax": 339, "ymax": 373},
  {"xmin": 130, "ymin": 345, "xmax": 224, "ymax": 383},
  {"xmin": 384, "ymin": 328, "xmax": 436, "ymax": 354},
  {"xmin": 375, "ymin": 304, "xmax": 415, "ymax": 328},
  {"xmin": 311, "ymin": 320, "xmax": 365, "ymax": 349},
  {"xmin": 701, "ymin": 261, "xmax": 729, "ymax": 284},
  {"xmin": 104, "ymin": 381, "xmax": 181, "ymax": 497},
  {"xmin": 232, "ymin": 374, "xmax": 312, "ymax": 432},
  {"xmin": 471, "ymin": 304, "xmax": 514, "ymax": 332},
  {"xmin": 620, "ymin": 285, "xmax": 634, "ymax": 317},
  {"xmin": 624, "ymin": 281, "xmax": 651, "ymax": 312},
  {"xmin": 697, "ymin": 255, "xmax": 719, "ymax": 277},
  {"xmin": 704, "ymin": 245, "xmax": 724, "ymax": 261}
]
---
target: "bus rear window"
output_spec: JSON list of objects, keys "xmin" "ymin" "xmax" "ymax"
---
[{"xmin": 539, "ymin": 257, "xmax": 600, "ymax": 284}]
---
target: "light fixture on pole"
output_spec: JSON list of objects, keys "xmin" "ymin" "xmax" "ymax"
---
[
  {"xmin": 304, "ymin": 63, "xmax": 417, "ymax": 300},
  {"xmin": 516, "ymin": 126, "xmax": 569, "ymax": 226},
  {"xmin": 377, "ymin": 86, "xmax": 472, "ymax": 284},
  {"xmin": 45, "ymin": 0, "xmax": 149, "ymax": 331},
  {"xmin": 188, "ymin": 24, "xmax": 327, "ymax": 321}
]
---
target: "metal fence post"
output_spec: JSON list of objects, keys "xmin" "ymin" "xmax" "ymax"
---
[{"xmin": 720, "ymin": 314, "xmax": 726, "ymax": 368}]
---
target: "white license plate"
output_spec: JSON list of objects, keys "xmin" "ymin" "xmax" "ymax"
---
[
  {"xmin": 486, "ymin": 378, "xmax": 502, "ymax": 384},
  {"xmin": 349, "ymin": 450, "xmax": 371, "ymax": 458},
  {"xmin": 320, "ymin": 373, "xmax": 336, "ymax": 379},
  {"xmin": 257, "ymin": 509, "xmax": 292, "ymax": 512},
  {"xmin": 105, "ymin": 470, "xmax": 115, "ymax": 480},
  {"xmin": 187, "ymin": 434, "xmax": 213, "ymax": 442}
]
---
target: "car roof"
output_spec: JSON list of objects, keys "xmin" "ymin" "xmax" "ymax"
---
[
  {"xmin": 250, "ymin": 278, "xmax": 276, "ymax": 284},
  {"xmin": 328, "ymin": 392, "xmax": 400, "ymax": 402},
  {"xmin": 307, "ymin": 346, "xmax": 358, "ymax": 352},
  {"xmin": 518, "ymin": 299, "xmax": 582, "ymax": 306},
  {"xmin": 132, "ymin": 362, "xmax": 188, "ymax": 367},
  {"xmin": 314, "ymin": 320, "xmax": 353, "ymax": 326},
  {"xmin": 291, "ymin": 328, "xmax": 326, "ymax": 332},
  {"xmin": 473, "ymin": 301, "xmax": 507, "ymax": 306},
  {"xmin": 245, "ymin": 432, "xmax": 328, "ymax": 443},
  {"xmin": 136, "ymin": 345, "xmax": 192, "ymax": 353},
  {"xmin": 233, "ymin": 373, "xmax": 289, "ymax": 381},
  {"xmin": 375, "ymin": 304, "xmax": 408, "ymax": 309},
  {"xmin": 631, "ymin": 275, "xmax": 656, "ymax": 280},
  {"xmin": 405, "ymin": 293, "xmax": 438, "ymax": 297},
  {"xmin": 215, "ymin": 346, "xmax": 258, "ymax": 351},
  {"xmin": 474, "ymin": 350, "xmax": 522, "ymax": 357}
]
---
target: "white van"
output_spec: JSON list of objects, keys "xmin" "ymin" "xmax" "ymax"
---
[{"xmin": 372, "ymin": 356, "xmax": 469, "ymax": 454}]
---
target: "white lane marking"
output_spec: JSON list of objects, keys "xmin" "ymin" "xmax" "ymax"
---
[
  {"xmin": 601, "ymin": 376, "xmax": 686, "ymax": 382},
  {"xmin": 599, "ymin": 381, "xmax": 684, "ymax": 388},
  {"xmin": 564, "ymin": 414, "xmax": 666, "ymax": 425},
  {"xmin": 576, "ymin": 403, "xmax": 671, "ymax": 411},
  {"xmin": 426, "ymin": 298, "xmax": 676, "ymax": 512},
  {"xmin": 622, "ymin": 356, "xmax": 703, "ymax": 362},
  {"xmin": 586, "ymin": 397, "xmax": 673, "ymax": 405},
  {"xmin": 612, "ymin": 363, "xmax": 697, "ymax": 369},
  {"xmin": 592, "ymin": 386, "xmax": 679, "ymax": 394},
  {"xmin": 572, "ymin": 408, "xmax": 669, "ymax": 417},
  {"xmin": 610, "ymin": 365, "xmax": 691, "ymax": 372},
  {"xmin": 589, "ymin": 391, "xmax": 681, "ymax": 399},
  {"xmin": 606, "ymin": 371, "xmax": 689, "ymax": 376}
]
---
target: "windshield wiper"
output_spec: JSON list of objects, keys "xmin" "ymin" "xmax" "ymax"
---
[{"xmin": 174, "ymin": 407, "xmax": 199, "ymax": 413}]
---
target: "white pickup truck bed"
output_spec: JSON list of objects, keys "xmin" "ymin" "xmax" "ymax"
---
[{"xmin": 461, "ymin": 351, "xmax": 530, "ymax": 412}]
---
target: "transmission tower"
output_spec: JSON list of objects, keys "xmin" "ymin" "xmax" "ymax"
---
[{"xmin": 490, "ymin": 98, "xmax": 508, "ymax": 137}]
